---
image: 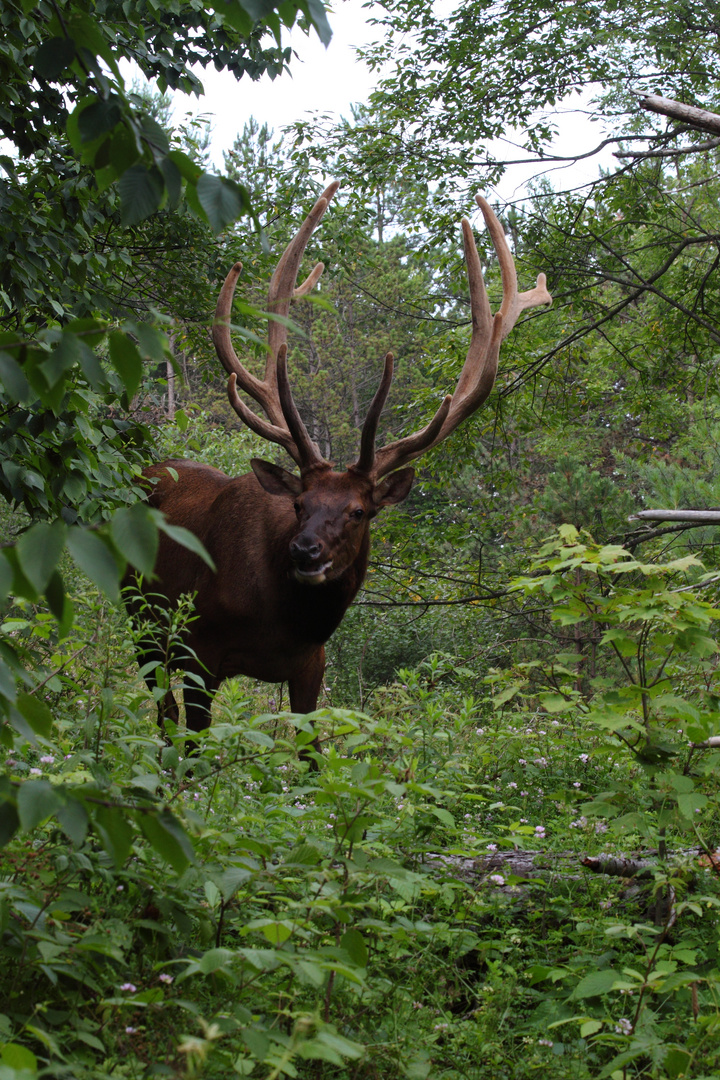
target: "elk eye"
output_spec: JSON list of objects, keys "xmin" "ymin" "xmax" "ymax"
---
[
  {"xmin": 351, "ymin": 508, "xmax": 364, "ymax": 520},
  {"xmin": 293, "ymin": 501, "xmax": 302, "ymax": 515}
]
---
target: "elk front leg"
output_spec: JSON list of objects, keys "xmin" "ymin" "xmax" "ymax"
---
[
  {"xmin": 182, "ymin": 671, "xmax": 219, "ymax": 757},
  {"xmin": 289, "ymin": 646, "xmax": 325, "ymax": 766}
]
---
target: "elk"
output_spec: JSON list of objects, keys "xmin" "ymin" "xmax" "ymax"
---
[{"xmin": 130, "ymin": 182, "xmax": 551, "ymax": 759}]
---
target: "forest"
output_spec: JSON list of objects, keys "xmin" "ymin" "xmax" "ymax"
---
[{"xmin": 2, "ymin": 0, "xmax": 720, "ymax": 1077}]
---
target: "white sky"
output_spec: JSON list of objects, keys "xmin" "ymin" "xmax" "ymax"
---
[
  {"xmin": 177, "ymin": 0, "xmax": 380, "ymax": 169},
  {"xmin": 172, "ymin": 0, "xmax": 615, "ymax": 200}
]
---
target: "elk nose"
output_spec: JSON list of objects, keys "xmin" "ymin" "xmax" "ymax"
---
[{"xmin": 290, "ymin": 536, "xmax": 324, "ymax": 565}]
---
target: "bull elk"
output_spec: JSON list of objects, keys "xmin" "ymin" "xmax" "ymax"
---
[{"xmin": 130, "ymin": 182, "xmax": 551, "ymax": 760}]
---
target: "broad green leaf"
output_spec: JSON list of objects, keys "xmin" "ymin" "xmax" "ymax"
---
[
  {"xmin": 0, "ymin": 777, "xmax": 20, "ymax": 847},
  {"xmin": 166, "ymin": 149, "xmax": 202, "ymax": 183},
  {"xmin": 302, "ymin": 0, "xmax": 333, "ymax": 45},
  {"xmin": 109, "ymin": 331, "xmax": 143, "ymax": 399},
  {"xmin": 196, "ymin": 173, "xmax": 247, "ymax": 232},
  {"xmin": 133, "ymin": 322, "xmax": 168, "ymax": 363},
  {"xmin": 259, "ymin": 921, "xmax": 293, "ymax": 945},
  {"xmin": 17, "ymin": 779, "xmax": 63, "ymax": 831},
  {"xmin": 67, "ymin": 528, "xmax": 121, "ymax": 601},
  {"xmin": 677, "ymin": 792, "xmax": 708, "ymax": 819},
  {"xmin": 16, "ymin": 521, "xmax": 66, "ymax": 593},
  {"xmin": 78, "ymin": 97, "xmax": 122, "ymax": 143},
  {"xmin": 118, "ymin": 164, "xmax": 164, "ymax": 226},
  {"xmin": 94, "ymin": 805, "xmax": 135, "ymax": 867},
  {"xmin": 197, "ymin": 948, "xmax": 236, "ymax": 974},
  {"xmin": 572, "ymin": 968, "xmax": 621, "ymax": 999},
  {"xmin": 138, "ymin": 809, "xmax": 194, "ymax": 873},
  {"xmin": 39, "ymin": 332, "xmax": 81, "ymax": 390},
  {"xmin": 111, "ymin": 504, "xmax": 158, "ymax": 576},
  {"xmin": 56, "ymin": 797, "xmax": 89, "ymax": 846},
  {"xmin": 340, "ymin": 928, "xmax": 368, "ymax": 967},
  {"xmin": 160, "ymin": 156, "xmax": 182, "ymax": 209},
  {"xmin": 33, "ymin": 37, "xmax": 76, "ymax": 79},
  {"xmin": 0, "ymin": 552, "xmax": 12, "ymax": 604},
  {"xmin": 0, "ymin": 351, "xmax": 31, "ymax": 402},
  {"xmin": 580, "ymin": 1019, "xmax": 603, "ymax": 1037},
  {"xmin": 16, "ymin": 692, "xmax": 53, "ymax": 738},
  {"xmin": 0, "ymin": 1043, "xmax": 38, "ymax": 1070}
]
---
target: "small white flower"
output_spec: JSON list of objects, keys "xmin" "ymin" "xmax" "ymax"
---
[
  {"xmin": 489, "ymin": 874, "xmax": 505, "ymax": 885},
  {"xmin": 158, "ymin": 973, "xmax": 173, "ymax": 984},
  {"xmin": 535, "ymin": 825, "xmax": 546, "ymax": 837},
  {"xmin": 486, "ymin": 843, "xmax": 498, "ymax": 852},
  {"xmin": 125, "ymin": 1026, "xmax": 137, "ymax": 1034},
  {"xmin": 120, "ymin": 983, "xmax": 137, "ymax": 993},
  {"xmin": 40, "ymin": 755, "xmax": 54, "ymax": 765},
  {"xmin": 29, "ymin": 767, "xmax": 41, "ymax": 775}
]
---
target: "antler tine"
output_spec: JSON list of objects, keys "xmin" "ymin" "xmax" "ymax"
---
[
  {"xmin": 352, "ymin": 352, "xmax": 395, "ymax": 475},
  {"xmin": 371, "ymin": 196, "xmax": 552, "ymax": 481},
  {"xmin": 476, "ymin": 195, "xmax": 552, "ymax": 336},
  {"xmin": 276, "ymin": 345, "xmax": 328, "ymax": 470},
  {"xmin": 214, "ymin": 183, "xmax": 340, "ymax": 468},
  {"xmin": 226, "ymin": 372, "xmax": 301, "ymax": 464},
  {"xmin": 266, "ymin": 181, "xmax": 341, "ymax": 391},
  {"xmin": 213, "ymin": 262, "xmax": 267, "ymax": 401}
]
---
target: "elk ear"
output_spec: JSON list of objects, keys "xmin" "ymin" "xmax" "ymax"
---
[
  {"xmin": 251, "ymin": 459, "xmax": 302, "ymax": 497},
  {"xmin": 373, "ymin": 467, "xmax": 415, "ymax": 509}
]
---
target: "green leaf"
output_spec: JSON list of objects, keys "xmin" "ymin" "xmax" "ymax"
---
[
  {"xmin": 78, "ymin": 97, "xmax": 122, "ymax": 143},
  {"xmin": 160, "ymin": 156, "xmax": 182, "ymax": 209},
  {"xmin": 17, "ymin": 779, "xmax": 63, "ymax": 831},
  {"xmin": 0, "ymin": 351, "xmax": 31, "ymax": 402},
  {"xmin": 198, "ymin": 948, "xmax": 236, "ymax": 975},
  {"xmin": 259, "ymin": 921, "xmax": 293, "ymax": 945},
  {"xmin": 677, "ymin": 792, "xmax": 708, "ymax": 820},
  {"xmin": 138, "ymin": 809, "xmax": 194, "ymax": 873},
  {"xmin": 94, "ymin": 805, "xmax": 134, "ymax": 867},
  {"xmin": 16, "ymin": 521, "xmax": 66, "ymax": 594},
  {"xmin": 33, "ymin": 37, "xmax": 77, "ymax": 79},
  {"xmin": 133, "ymin": 322, "xmax": 168, "ymax": 363},
  {"xmin": 118, "ymin": 164, "xmax": 164, "ymax": 226},
  {"xmin": 67, "ymin": 528, "xmax": 121, "ymax": 601},
  {"xmin": 56, "ymin": 797, "xmax": 89, "ymax": 846},
  {"xmin": 16, "ymin": 686, "xmax": 53, "ymax": 738},
  {"xmin": 0, "ymin": 552, "xmax": 12, "ymax": 605},
  {"xmin": 109, "ymin": 331, "xmax": 143, "ymax": 399},
  {"xmin": 301, "ymin": 0, "xmax": 333, "ymax": 45},
  {"xmin": 572, "ymin": 968, "xmax": 621, "ymax": 999},
  {"xmin": 0, "ymin": 1043, "xmax": 38, "ymax": 1070},
  {"xmin": 166, "ymin": 149, "xmax": 202, "ymax": 184},
  {"xmin": 340, "ymin": 928, "xmax": 368, "ymax": 967},
  {"xmin": 196, "ymin": 173, "xmax": 248, "ymax": 232},
  {"xmin": 39, "ymin": 332, "xmax": 81, "ymax": 390},
  {"xmin": 0, "ymin": 777, "xmax": 20, "ymax": 847},
  {"xmin": 111, "ymin": 504, "xmax": 158, "ymax": 576}
]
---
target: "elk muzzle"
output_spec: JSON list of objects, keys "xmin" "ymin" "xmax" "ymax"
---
[{"xmin": 289, "ymin": 533, "xmax": 332, "ymax": 583}]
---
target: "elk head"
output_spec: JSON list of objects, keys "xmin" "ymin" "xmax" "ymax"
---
[{"xmin": 212, "ymin": 183, "xmax": 551, "ymax": 583}]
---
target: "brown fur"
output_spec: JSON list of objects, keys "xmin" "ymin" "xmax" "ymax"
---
[{"xmin": 126, "ymin": 457, "xmax": 413, "ymax": 758}]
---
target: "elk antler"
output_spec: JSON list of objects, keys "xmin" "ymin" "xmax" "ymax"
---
[
  {"xmin": 365, "ymin": 195, "xmax": 552, "ymax": 480},
  {"xmin": 213, "ymin": 181, "xmax": 340, "ymax": 470}
]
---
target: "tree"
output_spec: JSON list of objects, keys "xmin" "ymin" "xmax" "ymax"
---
[{"xmin": 0, "ymin": 0, "xmax": 333, "ymax": 744}]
